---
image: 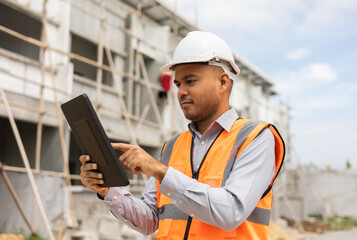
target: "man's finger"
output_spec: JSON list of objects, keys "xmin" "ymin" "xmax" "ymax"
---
[
  {"xmin": 119, "ymin": 148, "xmax": 133, "ymax": 162},
  {"xmin": 81, "ymin": 177, "xmax": 103, "ymax": 187},
  {"xmin": 79, "ymin": 155, "xmax": 90, "ymax": 164},
  {"xmin": 88, "ymin": 177, "xmax": 104, "ymax": 185},
  {"xmin": 112, "ymin": 143, "xmax": 132, "ymax": 152},
  {"xmin": 82, "ymin": 170, "xmax": 103, "ymax": 179},
  {"xmin": 81, "ymin": 163, "xmax": 98, "ymax": 171}
]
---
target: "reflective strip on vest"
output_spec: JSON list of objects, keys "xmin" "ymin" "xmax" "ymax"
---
[
  {"xmin": 160, "ymin": 134, "xmax": 180, "ymax": 165},
  {"xmin": 246, "ymin": 207, "xmax": 271, "ymax": 226},
  {"xmin": 158, "ymin": 204, "xmax": 188, "ymax": 221},
  {"xmin": 156, "ymin": 205, "xmax": 271, "ymax": 225},
  {"xmin": 222, "ymin": 120, "xmax": 260, "ymax": 186}
]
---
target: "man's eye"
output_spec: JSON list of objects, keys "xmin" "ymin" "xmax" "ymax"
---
[{"xmin": 187, "ymin": 80, "xmax": 196, "ymax": 84}]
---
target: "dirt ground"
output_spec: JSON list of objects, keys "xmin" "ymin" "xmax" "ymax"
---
[
  {"xmin": 270, "ymin": 219, "xmax": 357, "ymax": 240},
  {"xmin": 288, "ymin": 227, "xmax": 357, "ymax": 240}
]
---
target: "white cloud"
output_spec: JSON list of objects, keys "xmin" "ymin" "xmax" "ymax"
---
[
  {"xmin": 293, "ymin": 0, "xmax": 357, "ymax": 39},
  {"xmin": 167, "ymin": 0, "xmax": 303, "ymax": 37},
  {"xmin": 298, "ymin": 81, "xmax": 356, "ymax": 111},
  {"xmin": 167, "ymin": 0, "xmax": 357, "ymax": 44},
  {"xmin": 286, "ymin": 48, "xmax": 310, "ymax": 60},
  {"xmin": 273, "ymin": 63, "xmax": 337, "ymax": 95},
  {"xmin": 303, "ymin": 63, "xmax": 337, "ymax": 83}
]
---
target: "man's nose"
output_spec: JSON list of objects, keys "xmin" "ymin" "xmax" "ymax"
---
[{"xmin": 177, "ymin": 84, "xmax": 188, "ymax": 98}]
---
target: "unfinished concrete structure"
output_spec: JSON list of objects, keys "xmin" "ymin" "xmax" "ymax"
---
[{"xmin": 0, "ymin": 0, "xmax": 289, "ymax": 239}]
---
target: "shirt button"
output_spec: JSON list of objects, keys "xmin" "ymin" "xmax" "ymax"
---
[
  {"xmin": 201, "ymin": 141, "xmax": 205, "ymax": 145},
  {"xmin": 190, "ymin": 213, "xmax": 194, "ymax": 217},
  {"xmin": 113, "ymin": 196, "xmax": 117, "ymax": 200},
  {"xmin": 167, "ymin": 192, "xmax": 171, "ymax": 196}
]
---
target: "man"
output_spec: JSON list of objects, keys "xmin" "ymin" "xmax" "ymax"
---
[{"xmin": 80, "ymin": 31, "xmax": 285, "ymax": 239}]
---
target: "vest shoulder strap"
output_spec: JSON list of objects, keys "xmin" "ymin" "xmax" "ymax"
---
[
  {"xmin": 221, "ymin": 120, "xmax": 265, "ymax": 186},
  {"xmin": 159, "ymin": 133, "xmax": 180, "ymax": 165}
]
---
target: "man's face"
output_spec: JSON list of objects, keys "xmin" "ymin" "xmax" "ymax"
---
[{"xmin": 174, "ymin": 64, "xmax": 222, "ymax": 123}]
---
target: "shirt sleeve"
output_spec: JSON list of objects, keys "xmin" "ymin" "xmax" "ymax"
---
[
  {"xmin": 100, "ymin": 177, "xmax": 159, "ymax": 235},
  {"xmin": 158, "ymin": 129, "xmax": 276, "ymax": 231}
]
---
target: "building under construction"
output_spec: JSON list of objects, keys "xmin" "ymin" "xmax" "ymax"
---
[{"xmin": 0, "ymin": 0, "xmax": 290, "ymax": 239}]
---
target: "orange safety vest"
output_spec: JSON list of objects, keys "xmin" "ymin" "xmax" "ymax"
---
[{"xmin": 155, "ymin": 119, "xmax": 285, "ymax": 240}]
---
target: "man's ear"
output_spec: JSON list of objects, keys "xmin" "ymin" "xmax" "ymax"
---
[{"xmin": 220, "ymin": 72, "xmax": 230, "ymax": 89}]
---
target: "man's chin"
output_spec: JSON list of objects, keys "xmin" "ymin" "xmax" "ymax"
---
[{"xmin": 183, "ymin": 112, "xmax": 199, "ymax": 122}]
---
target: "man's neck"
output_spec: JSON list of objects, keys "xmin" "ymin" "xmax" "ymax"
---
[
  {"xmin": 195, "ymin": 106, "xmax": 230, "ymax": 134},
  {"xmin": 195, "ymin": 120, "xmax": 213, "ymax": 135}
]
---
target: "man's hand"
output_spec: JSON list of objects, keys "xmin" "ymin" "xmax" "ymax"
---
[
  {"xmin": 79, "ymin": 155, "xmax": 109, "ymax": 198},
  {"xmin": 112, "ymin": 143, "xmax": 168, "ymax": 182}
]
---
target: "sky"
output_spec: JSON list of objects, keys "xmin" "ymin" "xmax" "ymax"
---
[{"xmin": 165, "ymin": 0, "xmax": 357, "ymax": 169}]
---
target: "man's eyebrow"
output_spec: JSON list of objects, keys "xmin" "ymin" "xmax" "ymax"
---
[
  {"xmin": 174, "ymin": 74, "xmax": 199, "ymax": 84},
  {"xmin": 175, "ymin": 73, "xmax": 198, "ymax": 80},
  {"xmin": 182, "ymin": 74, "xmax": 199, "ymax": 80}
]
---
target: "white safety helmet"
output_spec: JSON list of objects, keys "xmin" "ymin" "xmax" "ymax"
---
[{"xmin": 160, "ymin": 31, "xmax": 240, "ymax": 81}]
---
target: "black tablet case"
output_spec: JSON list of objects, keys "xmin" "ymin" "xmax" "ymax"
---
[{"xmin": 61, "ymin": 93, "xmax": 129, "ymax": 187}]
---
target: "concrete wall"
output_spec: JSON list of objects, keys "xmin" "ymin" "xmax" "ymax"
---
[
  {"xmin": 301, "ymin": 169, "xmax": 357, "ymax": 218},
  {"xmin": 0, "ymin": 172, "xmax": 67, "ymax": 237},
  {"xmin": 272, "ymin": 169, "xmax": 357, "ymax": 222}
]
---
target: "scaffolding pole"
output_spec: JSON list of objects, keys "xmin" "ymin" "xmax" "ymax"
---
[
  {"xmin": 0, "ymin": 162, "xmax": 34, "ymax": 234},
  {"xmin": 95, "ymin": 0, "xmax": 106, "ymax": 107},
  {"xmin": 0, "ymin": 88, "xmax": 55, "ymax": 240},
  {"xmin": 32, "ymin": 0, "xmax": 48, "ymax": 226}
]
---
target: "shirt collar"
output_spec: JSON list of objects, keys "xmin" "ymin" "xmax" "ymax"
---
[
  {"xmin": 216, "ymin": 108, "xmax": 239, "ymax": 132},
  {"xmin": 188, "ymin": 108, "xmax": 239, "ymax": 137}
]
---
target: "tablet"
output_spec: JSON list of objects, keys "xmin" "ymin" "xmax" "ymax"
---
[{"xmin": 61, "ymin": 93, "xmax": 129, "ymax": 187}]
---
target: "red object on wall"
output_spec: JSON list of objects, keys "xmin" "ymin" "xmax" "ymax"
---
[{"xmin": 160, "ymin": 73, "xmax": 171, "ymax": 91}]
